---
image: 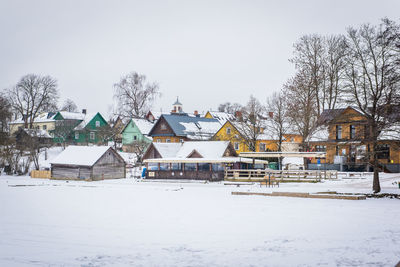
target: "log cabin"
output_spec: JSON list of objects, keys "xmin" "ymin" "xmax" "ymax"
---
[{"xmin": 50, "ymin": 146, "xmax": 126, "ymax": 180}]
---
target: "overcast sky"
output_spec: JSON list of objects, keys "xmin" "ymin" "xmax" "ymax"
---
[{"xmin": 0, "ymin": 0, "xmax": 399, "ymax": 118}]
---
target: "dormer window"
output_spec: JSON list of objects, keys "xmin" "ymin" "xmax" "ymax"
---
[{"xmin": 95, "ymin": 121, "xmax": 100, "ymax": 127}]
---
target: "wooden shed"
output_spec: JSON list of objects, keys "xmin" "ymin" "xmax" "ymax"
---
[{"xmin": 50, "ymin": 146, "xmax": 126, "ymax": 180}]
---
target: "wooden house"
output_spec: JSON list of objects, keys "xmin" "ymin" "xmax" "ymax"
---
[
  {"xmin": 121, "ymin": 118, "xmax": 153, "ymax": 152},
  {"xmin": 73, "ymin": 112, "xmax": 109, "ymax": 144},
  {"xmin": 50, "ymin": 146, "xmax": 126, "ymax": 180},
  {"xmin": 143, "ymin": 141, "xmax": 267, "ymax": 181},
  {"xmin": 212, "ymin": 120, "xmax": 302, "ymax": 154},
  {"xmin": 308, "ymin": 106, "xmax": 400, "ymax": 172},
  {"xmin": 148, "ymin": 114, "xmax": 221, "ymax": 143}
]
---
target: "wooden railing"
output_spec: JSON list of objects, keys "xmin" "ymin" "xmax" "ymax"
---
[
  {"xmin": 30, "ymin": 170, "xmax": 51, "ymax": 179},
  {"xmin": 225, "ymin": 169, "xmax": 338, "ymax": 182}
]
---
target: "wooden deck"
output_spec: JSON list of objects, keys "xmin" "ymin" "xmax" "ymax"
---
[{"xmin": 225, "ymin": 169, "xmax": 338, "ymax": 182}]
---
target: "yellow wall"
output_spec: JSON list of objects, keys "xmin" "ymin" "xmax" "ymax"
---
[
  {"xmin": 212, "ymin": 121, "xmax": 249, "ymax": 153},
  {"xmin": 204, "ymin": 112, "xmax": 213, "ymax": 119},
  {"xmin": 9, "ymin": 121, "xmax": 55, "ymax": 135},
  {"xmin": 152, "ymin": 136, "xmax": 185, "ymax": 143}
]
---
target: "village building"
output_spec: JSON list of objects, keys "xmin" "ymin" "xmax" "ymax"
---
[
  {"xmin": 212, "ymin": 120, "xmax": 302, "ymax": 154},
  {"xmin": 121, "ymin": 118, "xmax": 154, "ymax": 152},
  {"xmin": 143, "ymin": 141, "xmax": 267, "ymax": 180},
  {"xmin": 9, "ymin": 112, "xmax": 58, "ymax": 135},
  {"xmin": 15, "ymin": 128, "xmax": 53, "ymax": 148},
  {"xmin": 204, "ymin": 111, "xmax": 236, "ymax": 124},
  {"xmin": 73, "ymin": 112, "xmax": 109, "ymax": 144},
  {"xmin": 308, "ymin": 106, "xmax": 400, "ymax": 172},
  {"xmin": 50, "ymin": 146, "xmax": 126, "ymax": 180}
]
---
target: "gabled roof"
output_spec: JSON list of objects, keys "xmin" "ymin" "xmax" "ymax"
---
[
  {"xmin": 20, "ymin": 128, "xmax": 52, "ymax": 138},
  {"xmin": 152, "ymin": 143, "xmax": 182, "ymax": 158},
  {"xmin": 57, "ymin": 111, "xmax": 86, "ymax": 120},
  {"xmin": 318, "ymin": 106, "xmax": 365, "ymax": 125},
  {"xmin": 150, "ymin": 141, "xmax": 234, "ymax": 159},
  {"xmin": 121, "ymin": 118, "xmax": 154, "ymax": 136},
  {"xmin": 150, "ymin": 114, "xmax": 221, "ymax": 140},
  {"xmin": 73, "ymin": 112, "xmax": 106, "ymax": 131},
  {"xmin": 50, "ymin": 146, "xmax": 122, "ymax": 166},
  {"xmin": 206, "ymin": 111, "xmax": 236, "ymax": 123},
  {"xmin": 9, "ymin": 112, "xmax": 57, "ymax": 124}
]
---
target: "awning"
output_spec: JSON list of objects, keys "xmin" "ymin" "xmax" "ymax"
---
[
  {"xmin": 143, "ymin": 157, "xmax": 268, "ymax": 164},
  {"xmin": 239, "ymin": 152, "xmax": 326, "ymax": 158}
]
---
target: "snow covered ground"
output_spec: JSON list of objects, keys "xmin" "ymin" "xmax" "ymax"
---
[{"xmin": 0, "ymin": 174, "xmax": 399, "ymax": 266}]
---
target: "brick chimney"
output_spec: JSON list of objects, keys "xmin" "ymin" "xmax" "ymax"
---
[
  {"xmin": 194, "ymin": 110, "xmax": 199, "ymax": 117},
  {"xmin": 82, "ymin": 109, "xmax": 87, "ymax": 114},
  {"xmin": 268, "ymin": 112, "xmax": 273, "ymax": 118}
]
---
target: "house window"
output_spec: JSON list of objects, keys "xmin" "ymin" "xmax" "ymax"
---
[
  {"xmin": 259, "ymin": 143, "xmax": 266, "ymax": 152},
  {"xmin": 180, "ymin": 139, "xmax": 184, "ymax": 143},
  {"xmin": 157, "ymin": 139, "xmax": 161, "ymax": 142},
  {"xmin": 376, "ymin": 144, "xmax": 390, "ymax": 159},
  {"xmin": 95, "ymin": 121, "xmax": 100, "ymax": 127},
  {"xmin": 166, "ymin": 139, "xmax": 171, "ymax": 143},
  {"xmin": 226, "ymin": 127, "xmax": 231, "ymax": 135},
  {"xmin": 161, "ymin": 123, "xmax": 167, "ymax": 130},
  {"xmin": 336, "ymin": 125, "xmax": 342, "ymax": 140},
  {"xmin": 350, "ymin": 125, "xmax": 356, "ymax": 139},
  {"xmin": 234, "ymin": 142, "xmax": 239, "ymax": 150},
  {"xmin": 335, "ymin": 145, "xmax": 339, "ymax": 155},
  {"xmin": 133, "ymin": 135, "xmax": 137, "ymax": 141},
  {"xmin": 315, "ymin": 145, "xmax": 326, "ymax": 152},
  {"xmin": 43, "ymin": 125, "xmax": 47, "ymax": 130},
  {"xmin": 90, "ymin": 132, "xmax": 95, "ymax": 140},
  {"xmin": 75, "ymin": 132, "xmax": 79, "ymax": 139}
]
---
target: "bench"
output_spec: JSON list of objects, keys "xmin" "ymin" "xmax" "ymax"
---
[{"xmin": 260, "ymin": 177, "xmax": 280, "ymax": 188}]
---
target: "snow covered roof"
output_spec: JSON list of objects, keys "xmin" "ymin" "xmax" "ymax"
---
[
  {"xmin": 58, "ymin": 111, "xmax": 86, "ymax": 120},
  {"xmin": 9, "ymin": 112, "xmax": 57, "ymax": 124},
  {"xmin": 50, "ymin": 146, "xmax": 113, "ymax": 166},
  {"xmin": 150, "ymin": 141, "xmax": 233, "ymax": 159},
  {"xmin": 152, "ymin": 143, "xmax": 182, "ymax": 158},
  {"xmin": 156, "ymin": 114, "xmax": 221, "ymax": 140},
  {"xmin": 132, "ymin": 118, "xmax": 154, "ymax": 136},
  {"xmin": 206, "ymin": 111, "xmax": 236, "ymax": 123},
  {"xmin": 307, "ymin": 126, "xmax": 329, "ymax": 142},
  {"xmin": 378, "ymin": 124, "xmax": 400, "ymax": 140},
  {"xmin": 74, "ymin": 112, "xmax": 105, "ymax": 130},
  {"xmin": 22, "ymin": 128, "xmax": 52, "ymax": 138},
  {"xmin": 176, "ymin": 141, "xmax": 232, "ymax": 158}
]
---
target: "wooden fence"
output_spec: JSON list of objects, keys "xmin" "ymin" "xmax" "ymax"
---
[
  {"xmin": 225, "ymin": 169, "xmax": 338, "ymax": 182},
  {"xmin": 30, "ymin": 170, "xmax": 51, "ymax": 179}
]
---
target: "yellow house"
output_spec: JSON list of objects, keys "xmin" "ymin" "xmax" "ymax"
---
[
  {"xmin": 9, "ymin": 112, "xmax": 57, "ymax": 135},
  {"xmin": 309, "ymin": 106, "xmax": 400, "ymax": 166},
  {"xmin": 212, "ymin": 120, "xmax": 302, "ymax": 153}
]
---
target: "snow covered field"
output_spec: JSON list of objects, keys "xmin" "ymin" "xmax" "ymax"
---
[{"xmin": 0, "ymin": 175, "xmax": 399, "ymax": 266}]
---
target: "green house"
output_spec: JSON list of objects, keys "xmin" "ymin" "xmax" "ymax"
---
[
  {"xmin": 73, "ymin": 112, "xmax": 109, "ymax": 144},
  {"xmin": 51, "ymin": 111, "xmax": 86, "ymax": 144},
  {"xmin": 121, "ymin": 118, "xmax": 153, "ymax": 151}
]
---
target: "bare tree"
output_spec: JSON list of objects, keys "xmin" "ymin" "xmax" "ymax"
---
[
  {"xmin": 114, "ymin": 72, "xmax": 160, "ymax": 119},
  {"xmin": 235, "ymin": 96, "xmax": 265, "ymax": 152},
  {"xmin": 322, "ymin": 35, "xmax": 347, "ymax": 110},
  {"xmin": 6, "ymin": 74, "xmax": 59, "ymax": 128},
  {"xmin": 217, "ymin": 102, "xmax": 242, "ymax": 114},
  {"xmin": 0, "ymin": 92, "xmax": 12, "ymax": 133},
  {"xmin": 343, "ymin": 19, "xmax": 400, "ymax": 193},
  {"xmin": 124, "ymin": 140, "xmax": 151, "ymax": 163},
  {"xmin": 284, "ymin": 71, "xmax": 319, "ymax": 164},
  {"xmin": 61, "ymin": 98, "xmax": 78, "ymax": 112},
  {"xmin": 265, "ymin": 92, "xmax": 291, "ymax": 168},
  {"xmin": 290, "ymin": 34, "xmax": 325, "ymax": 116}
]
